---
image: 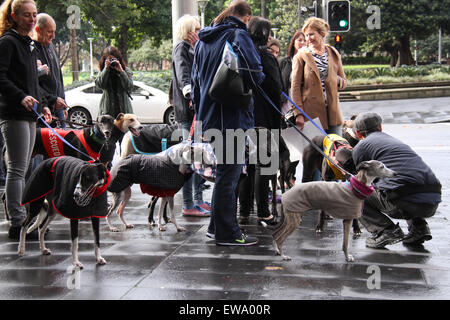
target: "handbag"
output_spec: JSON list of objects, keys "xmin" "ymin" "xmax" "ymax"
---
[{"xmin": 208, "ymin": 29, "xmax": 252, "ymax": 109}]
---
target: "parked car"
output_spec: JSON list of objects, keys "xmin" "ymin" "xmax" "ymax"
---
[{"xmin": 64, "ymin": 81, "xmax": 175, "ymax": 128}]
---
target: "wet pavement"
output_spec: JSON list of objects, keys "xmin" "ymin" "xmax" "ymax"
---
[{"xmin": 0, "ymin": 97, "xmax": 449, "ymax": 302}]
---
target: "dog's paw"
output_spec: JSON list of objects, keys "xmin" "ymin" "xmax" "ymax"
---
[
  {"xmin": 41, "ymin": 248, "xmax": 52, "ymax": 255},
  {"xmin": 352, "ymin": 231, "xmax": 362, "ymax": 239},
  {"xmin": 282, "ymin": 255, "xmax": 292, "ymax": 261},
  {"xmin": 125, "ymin": 224, "xmax": 134, "ymax": 229},
  {"xmin": 159, "ymin": 226, "xmax": 166, "ymax": 232},
  {"xmin": 109, "ymin": 227, "xmax": 121, "ymax": 232},
  {"xmin": 73, "ymin": 261, "xmax": 84, "ymax": 270},
  {"xmin": 18, "ymin": 249, "xmax": 25, "ymax": 257},
  {"xmin": 315, "ymin": 227, "xmax": 323, "ymax": 234},
  {"xmin": 97, "ymin": 257, "xmax": 107, "ymax": 265},
  {"xmin": 177, "ymin": 226, "xmax": 186, "ymax": 232},
  {"xmin": 345, "ymin": 254, "xmax": 355, "ymax": 262}
]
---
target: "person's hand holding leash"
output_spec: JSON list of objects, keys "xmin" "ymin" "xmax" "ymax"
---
[
  {"xmin": 21, "ymin": 96, "xmax": 39, "ymax": 111},
  {"xmin": 42, "ymin": 107, "xmax": 52, "ymax": 123},
  {"xmin": 296, "ymin": 114, "xmax": 305, "ymax": 130}
]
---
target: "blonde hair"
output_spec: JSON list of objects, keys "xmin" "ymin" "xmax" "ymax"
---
[
  {"xmin": 175, "ymin": 14, "xmax": 199, "ymax": 41},
  {"xmin": 302, "ymin": 17, "xmax": 330, "ymax": 38},
  {"xmin": 0, "ymin": 0, "xmax": 36, "ymax": 36}
]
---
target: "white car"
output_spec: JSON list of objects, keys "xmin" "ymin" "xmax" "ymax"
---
[{"xmin": 64, "ymin": 81, "xmax": 175, "ymax": 128}]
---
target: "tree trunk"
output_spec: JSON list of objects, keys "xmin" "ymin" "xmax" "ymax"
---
[
  {"xmin": 396, "ymin": 35, "xmax": 414, "ymax": 66},
  {"xmin": 119, "ymin": 23, "xmax": 128, "ymax": 64},
  {"xmin": 70, "ymin": 29, "xmax": 79, "ymax": 81}
]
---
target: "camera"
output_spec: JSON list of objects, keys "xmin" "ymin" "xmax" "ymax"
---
[{"xmin": 109, "ymin": 58, "xmax": 119, "ymax": 67}]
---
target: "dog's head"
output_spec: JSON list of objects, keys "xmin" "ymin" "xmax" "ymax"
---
[
  {"xmin": 166, "ymin": 142, "xmax": 217, "ymax": 182},
  {"xmin": 335, "ymin": 147, "xmax": 356, "ymax": 174},
  {"xmin": 114, "ymin": 113, "xmax": 143, "ymax": 137},
  {"xmin": 95, "ymin": 115, "xmax": 115, "ymax": 139},
  {"xmin": 356, "ymin": 160, "xmax": 396, "ymax": 184},
  {"xmin": 73, "ymin": 163, "xmax": 108, "ymax": 207}
]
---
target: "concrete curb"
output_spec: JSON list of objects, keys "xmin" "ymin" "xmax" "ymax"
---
[{"xmin": 349, "ymin": 86, "xmax": 450, "ymax": 101}]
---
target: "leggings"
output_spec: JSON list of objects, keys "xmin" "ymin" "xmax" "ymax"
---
[{"xmin": 0, "ymin": 119, "xmax": 36, "ymax": 227}]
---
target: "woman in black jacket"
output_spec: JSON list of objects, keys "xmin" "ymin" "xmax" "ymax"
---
[
  {"xmin": 238, "ymin": 16, "xmax": 283, "ymax": 226},
  {"xmin": 0, "ymin": 0, "xmax": 51, "ymax": 239}
]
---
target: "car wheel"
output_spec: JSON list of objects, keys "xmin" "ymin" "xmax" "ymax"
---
[
  {"xmin": 164, "ymin": 106, "xmax": 176, "ymax": 126},
  {"xmin": 67, "ymin": 107, "xmax": 92, "ymax": 129}
]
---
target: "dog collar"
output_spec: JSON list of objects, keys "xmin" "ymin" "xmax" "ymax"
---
[
  {"xmin": 349, "ymin": 176, "xmax": 374, "ymax": 200},
  {"xmin": 90, "ymin": 127, "xmax": 106, "ymax": 145}
]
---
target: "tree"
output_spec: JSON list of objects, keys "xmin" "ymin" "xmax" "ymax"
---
[{"xmin": 353, "ymin": 0, "xmax": 450, "ymax": 66}]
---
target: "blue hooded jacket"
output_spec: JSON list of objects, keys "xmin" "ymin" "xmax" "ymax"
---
[{"xmin": 191, "ymin": 16, "xmax": 265, "ymax": 133}]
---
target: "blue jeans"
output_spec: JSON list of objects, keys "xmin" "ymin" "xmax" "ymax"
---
[
  {"xmin": 55, "ymin": 108, "xmax": 66, "ymax": 128},
  {"xmin": 208, "ymin": 163, "xmax": 243, "ymax": 241},
  {"xmin": 180, "ymin": 121, "xmax": 203, "ymax": 207}
]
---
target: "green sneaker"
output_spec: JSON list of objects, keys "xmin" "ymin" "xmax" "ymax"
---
[{"xmin": 216, "ymin": 234, "xmax": 258, "ymax": 246}]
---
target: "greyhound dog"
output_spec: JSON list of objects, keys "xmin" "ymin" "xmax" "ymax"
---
[
  {"xmin": 18, "ymin": 156, "xmax": 109, "ymax": 269},
  {"xmin": 106, "ymin": 142, "xmax": 216, "ymax": 232},
  {"xmin": 272, "ymin": 160, "xmax": 396, "ymax": 262},
  {"xmin": 301, "ymin": 134, "xmax": 360, "ymax": 235}
]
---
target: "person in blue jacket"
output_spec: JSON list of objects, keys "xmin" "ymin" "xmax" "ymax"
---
[{"xmin": 191, "ymin": 0, "xmax": 265, "ymax": 246}]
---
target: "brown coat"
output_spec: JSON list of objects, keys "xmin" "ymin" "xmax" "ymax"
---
[{"xmin": 291, "ymin": 45, "xmax": 347, "ymax": 130}]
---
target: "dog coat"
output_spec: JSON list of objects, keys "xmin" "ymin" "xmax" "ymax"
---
[
  {"xmin": 39, "ymin": 128, "xmax": 102, "ymax": 160},
  {"xmin": 281, "ymin": 178, "xmax": 374, "ymax": 220},
  {"xmin": 323, "ymin": 134, "xmax": 352, "ymax": 180},
  {"xmin": 21, "ymin": 156, "xmax": 110, "ymax": 219},
  {"xmin": 108, "ymin": 154, "xmax": 192, "ymax": 197},
  {"xmin": 130, "ymin": 124, "xmax": 181, "ymax": 154}
]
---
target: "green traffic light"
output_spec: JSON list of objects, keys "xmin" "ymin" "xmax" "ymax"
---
[{"xmin": 339, "ymin": 19, "xmax": 348, "ymax": 28}]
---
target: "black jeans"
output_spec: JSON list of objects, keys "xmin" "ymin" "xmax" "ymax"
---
[{"xmin": 359, "ymin": 189, "xmax": 439, "ymax": 234}]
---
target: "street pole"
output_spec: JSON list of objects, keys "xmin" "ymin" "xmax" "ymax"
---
[
  {"xmin": 88, "ymin": 38, "xmax": 94, "ymax": 79},
  {"xmin": 438, "ymin": 28, "xmax": 442, "ymax": 64},
  {"xmin": 198, "ymin": 0, "xmax": 210, "ymax": 29}
]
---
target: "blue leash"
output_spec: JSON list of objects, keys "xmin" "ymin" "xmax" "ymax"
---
[{"xmin": 32, "ymin": 103, "xmax": 95, "ymax": 161}]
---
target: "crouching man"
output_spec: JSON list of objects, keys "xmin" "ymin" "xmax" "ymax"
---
[{"xmin": 352, "ymin": 112, "xmax": 441, "ymax": 248}]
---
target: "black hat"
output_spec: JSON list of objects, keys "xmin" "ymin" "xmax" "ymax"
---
[{"xmin": 354, "ymin": 112, "xmax": 382, "ymax": 133}]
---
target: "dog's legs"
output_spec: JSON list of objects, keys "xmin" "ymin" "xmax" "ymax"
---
[
  {"xmin": 106, "ymin": 191, "xmax": 123, "ymax": 232},
  {"xmin": 148, "ymin": 196, "xmax": 158, "ymax": 226},
  {"xmin": 18, "ymin": 199, "xmax": 45, "ymax": 256},
  {"xmin": 118, "ymin": 186, "xmax": 133, "ymax": 229},
  {"xmin": 352, "ymin": 219, "xmax": 362, "ymax": 238},
  {"xmin": 167, "ymin": 196, "xmax": 185, "ymax": 232},
  {"xmin": 157, "ymin": 197, "xmax": 168, "ymax": 231},
  {"xmin": 91, "ymin": 217, "xmax": 106, "ymax": 265},
  {"xmin": 270, "ymin": 175, "xmax": 278, "ymax": 218},
  {"xmin": 70, "ymin": 219, "xmax": 83, "ymax": 269},
  {"xmin": 316, "ymin": 210, "xmax": 326, "ymax": 233},
  {"xmin": 38, "ymin": 203, "xmax": 56, "ymax": 256},
  {"xmin": 272, "ymin": 210, "xmax": 302, "ymax": 261},
  {"xmin": 342, "ymin": 219, "xmax": 354, "ymax": 262}
]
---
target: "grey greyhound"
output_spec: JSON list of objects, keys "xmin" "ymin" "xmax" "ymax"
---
[{"xmin": 272, "ymin": 160, "xmax": 396, "ymax": 262}]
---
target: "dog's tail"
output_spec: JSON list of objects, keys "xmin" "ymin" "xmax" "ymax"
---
[{"xmin": 27, "ymin": 201, "xmax": 49, "ymax": 234}]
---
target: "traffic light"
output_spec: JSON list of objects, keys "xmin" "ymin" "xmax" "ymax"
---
[
  {"xmin": 334, "ymin": 34, "xmax": 342, "ymax": 52},
  {"xmin": 327, "ymin": 0, "xmax": 351, "ymax": 32}
]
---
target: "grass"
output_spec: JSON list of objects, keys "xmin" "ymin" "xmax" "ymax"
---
[{"xmin": 344, "ymin": 64, "xmax": 389, "ymax": 70}]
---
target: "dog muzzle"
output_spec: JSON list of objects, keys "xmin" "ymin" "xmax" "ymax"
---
[{"xmin": 73, "ymin": 183, "xmax": 98, "ymax": 207}]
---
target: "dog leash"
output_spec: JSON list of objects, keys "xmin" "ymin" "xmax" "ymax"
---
[
  {"xmin": 233, "ymin": 46, "xmax": 354, "ymax": 178},
  {"xmin": 32, "ymin": 103, "xmax": 96, "ymax": 161}
]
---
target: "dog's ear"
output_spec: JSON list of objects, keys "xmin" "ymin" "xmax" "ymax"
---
[
  {"xmin": 95, "ymin": 163, "xmax": 107, "ymax": 178},
  {"xmin": 115, "ymin": 113, "xmax": 124, "ymax": 121},
  {"xmin": 356, "ymin": 161, "xmax": 371, "ymax": 172}
]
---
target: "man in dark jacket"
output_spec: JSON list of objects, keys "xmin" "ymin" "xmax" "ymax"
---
[
  {"xmin": 34, "ymin": 13, "xmax": 68, "ymax": 128},
  {"xmin": 353, "ymin": 112, "xmax": 442, "ymax": 248},
  {"xmin": 191, "ymin": 0, "xmax": 265, "ymax": 246}
]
